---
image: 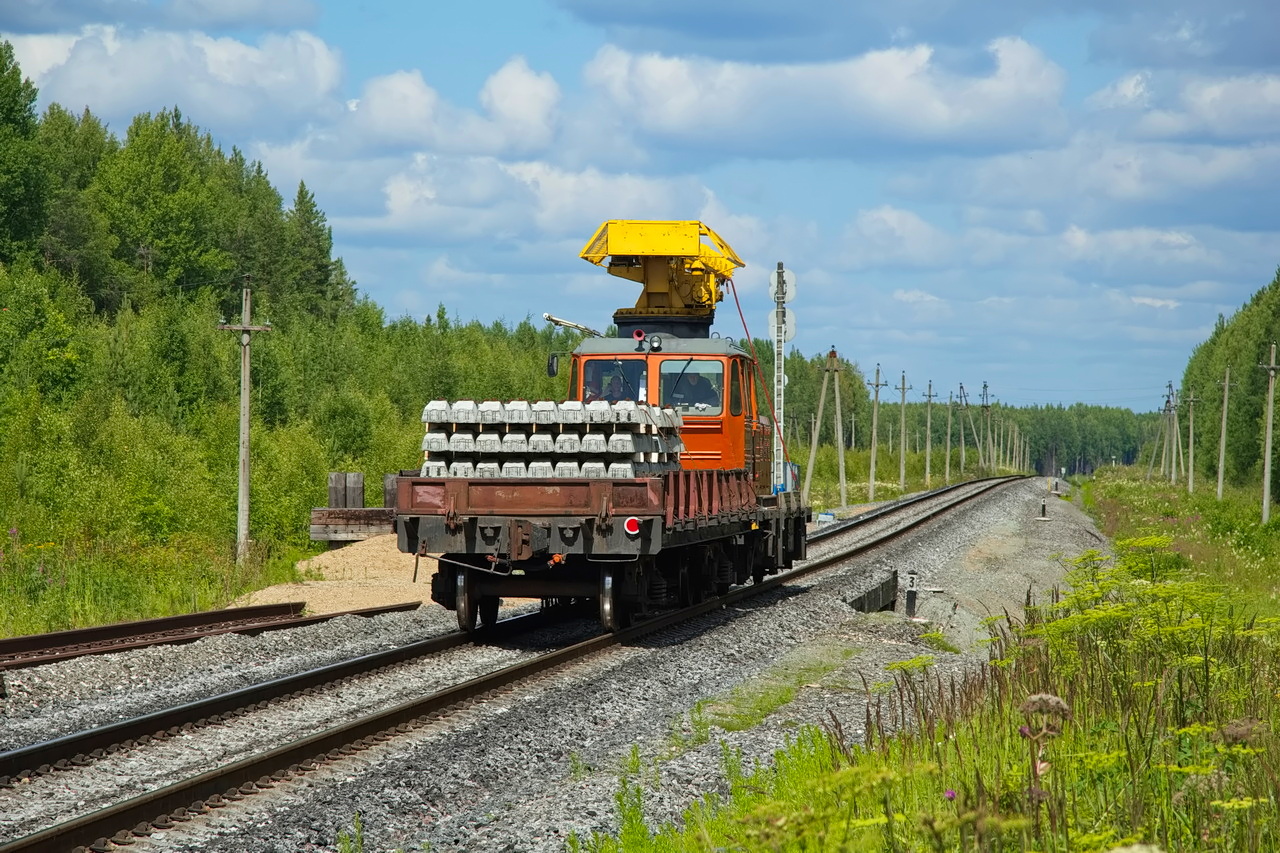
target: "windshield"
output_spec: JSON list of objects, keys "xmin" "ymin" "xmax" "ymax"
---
[
  {"xmin": 660, "ymin": 359, "xmax": 723, "ymax": 415},
  {"xmin": 582, "ymin": 358, "xmax": 647, "ymax": 402}
]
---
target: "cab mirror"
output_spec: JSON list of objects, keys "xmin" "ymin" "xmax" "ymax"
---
[{"xmin": 546, "ymin": 353, "xmax": 559, "ymax": 377}]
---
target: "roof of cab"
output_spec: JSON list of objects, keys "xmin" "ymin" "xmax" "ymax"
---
[{"xmin": 574, "ymin": 336, "xmax": 750, "ymax": 357}]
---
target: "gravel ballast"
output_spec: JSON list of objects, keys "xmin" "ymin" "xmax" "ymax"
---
[{"xmin": 1, "ymin": 479, "xmax": 1098, "ymax": 851}]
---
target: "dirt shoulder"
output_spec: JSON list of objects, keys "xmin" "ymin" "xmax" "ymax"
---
[{"xmin": 234, "ymin": 535, "xmax": 427, "ymax": 614}]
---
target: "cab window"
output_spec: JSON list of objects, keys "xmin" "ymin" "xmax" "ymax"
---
[
  {"xmin": 582, "ymin": 358, "xmax": 646, "ymax": 402},
  {"xmin": 660, "ymin": 359, "xmax": 724, "ymax": 415},
  {"xmin": 729, "ymin": 361, "xmax": 743, "ymax": 416}
]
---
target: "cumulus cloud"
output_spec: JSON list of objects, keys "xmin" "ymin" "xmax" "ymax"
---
[
  {"xmin": 584, "ymin": 38, "xmax": 1067, "ymax": 155},
  {"xmin": 8, "ymin": 26, "xmax": 341, "ymax": 135},
  {"xmin": 347, "ymin": 57, "xmax": 560, "ymax": 155},
  {"xmin": 842, "ymin": 206, "xmax": 955, "ymax": 269},
  {"xmin": 336, "ymin": 153, "xmax": 707, "ymax": 247}
]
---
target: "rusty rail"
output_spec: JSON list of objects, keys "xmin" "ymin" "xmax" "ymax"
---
[{"xmin": 0, "ymin": 602, "xmax": 422, "ymax": 672}]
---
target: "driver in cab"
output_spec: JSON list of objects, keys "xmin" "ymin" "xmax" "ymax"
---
[{"xmin": 669, "ymin": 372, "xmax": 718, "ymax": 409}]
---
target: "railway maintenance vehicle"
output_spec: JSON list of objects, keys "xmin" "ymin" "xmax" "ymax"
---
[{"xmin": 393, "ymin": 220, "xmax": 809, "ymax": 630}]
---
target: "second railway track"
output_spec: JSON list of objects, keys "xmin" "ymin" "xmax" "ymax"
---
[{"xmin": 0, "ymin": 476, "xmax": 1021, "ymax": 853}]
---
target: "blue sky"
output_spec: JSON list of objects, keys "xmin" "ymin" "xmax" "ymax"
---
[{"xmin": 4, "ymin": 0, "xmax": 1279, "ymax": 411}]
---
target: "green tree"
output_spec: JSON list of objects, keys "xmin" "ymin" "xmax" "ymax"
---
[
  {"xmin": 0, "ymin": 41, "xmax": 48, "ymax": 265},
  {"xmin": 37, "ymin": 104, "xmax": 119, "ymax": 303}
]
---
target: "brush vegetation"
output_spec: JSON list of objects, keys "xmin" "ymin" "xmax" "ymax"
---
[{"xmin": 576, "ymin": 535, "xmax": 1279, "ymax": 852}]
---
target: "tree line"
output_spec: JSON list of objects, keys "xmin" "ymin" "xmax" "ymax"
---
[{"xmin": 1182, "ymin": 267, "xmax": 1280, "ymax": 495}]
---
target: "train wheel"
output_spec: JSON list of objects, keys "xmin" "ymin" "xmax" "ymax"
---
[
  {"xmin": 599, "ymin": 566, "xmax": 631, "ymax": 631},
  {"xmin": 479, "ymin": 595, "xmax": 500, "ymax": 627},
  {"xmin": 456, "ymin": 568, "xmax": 478, "ymax": 632},
  {"xmin": 716, "ymin": 581, "xmax": 731, "ymax": 596}
]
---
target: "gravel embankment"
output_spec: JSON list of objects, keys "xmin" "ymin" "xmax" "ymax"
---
[{"xmin": 1, "ymin": 479, "xmax": 1100, "ymax": 852}]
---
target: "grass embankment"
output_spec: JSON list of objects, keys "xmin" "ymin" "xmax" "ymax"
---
[
  {"xmin": 0, "ymin": 535, "xmax": 306, "ymax": 636},
  {"xmin": 577, "ymin": 475, "xmax": 1280, "ymax": 851}
]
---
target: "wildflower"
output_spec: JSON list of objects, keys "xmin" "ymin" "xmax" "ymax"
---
[
  {"xmin": 944, "ymin": 789, "xmax": 956, "ymax": 801},
  {"xmin": 1019, "ymin": 693, "xmax": 1071, "ymax": 720},
  {"xmin": 1219, "ymin": 718, "xmax": 1264, "ymax": 746},
  {"xmin": 1018, "ymin": 725, "xmax": 1032, "ymax": 739}
]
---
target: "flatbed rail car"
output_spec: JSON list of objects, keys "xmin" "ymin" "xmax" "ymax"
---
[
  {"xmin": 394, "ymin": 467, "xmax": 806, "ymax": 630},
  {"xmin": 394, "ymin": 220, "xmax": 811, "ymax": 631}
]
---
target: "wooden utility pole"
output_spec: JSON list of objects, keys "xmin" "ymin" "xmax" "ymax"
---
[
  {"xmin": 1262, "ymin": 344, "xmax": 1277, "ymax": 523},
  {"xmin": 1186, "ymin": 391, "xmax": 1199, "ymax": 493},
  {"xmin": 1218, "ymin": 366, "xmax": 1231, "ymax": 501},
  {"xmin": 923, "ymin": 381, "xmax": 936, "ymax": 487},
  {"xmin": 217, "ymin": 281, "xmax": 271, "ymax": 565},
  {"xmin": 958, "ymin": 384, "xmax": 969, "ymax": 474},
  {"xmin": 897, "ymin": 372, "xmax": 911, "ymax": 491},
  {"xmin": 867, "ymin": 364, "xmax": 886, "ymax": 501}
]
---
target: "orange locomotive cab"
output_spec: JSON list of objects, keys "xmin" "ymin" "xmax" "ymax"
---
[{"xmin": 570, "ymin": 336, "xmax": 775, "ymax": 495}]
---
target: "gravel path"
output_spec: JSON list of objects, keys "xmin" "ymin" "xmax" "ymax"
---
[{"xmin": 0, "ymin": 479, "xmax": 1099, "ymax": 851}]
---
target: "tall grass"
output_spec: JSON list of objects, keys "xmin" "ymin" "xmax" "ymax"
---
[
  {"xmin": 0, "ymin": 530, "xmax": 303, "ymax": 636},
  {"xmin": 1086, "ymin": 467, "xmax": 1280, "ymax": 615},
  {"xmin": 578, "ymin": 539, "xmax": 1280, "ymax": 851}
]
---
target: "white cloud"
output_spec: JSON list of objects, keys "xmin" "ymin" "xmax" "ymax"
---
[
  {"xmin": 842, "ymin": 206, "xmax": 954, "ymax": 268},
  {"xmin": 893, "ymin": 289, "xmax": 942, "ymax": 303},
  {"xmin": 1138, "ymin": 73, "xmax": 1280, "ymax": 139},
  {"xmin": 584, "ymin": 37, "xmax": 1067, "ymax": 153},
  {"xmin": 1131, "ymin": 296, "xmax": 1180, "ymax": 309},
  {"xmin": 11, "ymin": 26, "xmax": 341, "ymax": 134},
  {"xmin": 1087, "ymin": 72, "xmax": 1152, "ymax": 110},
  {"xmin": 348, "ymin": 57, "xmax": 561, "ymax": 155},
  {"xmin": 1061, "ymin": 224, "xmax": 1213, "ymax": 267}
]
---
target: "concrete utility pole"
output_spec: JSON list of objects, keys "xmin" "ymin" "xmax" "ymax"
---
[
  {"xmin": 980, "ymin": 382, "xmax": 991, "ymax": 474},
  {"xmin": 923, "ymin": 381, "xmax": 936, "ymax": 487},
  {"xmin": 801, "ymin": 349, "xmax": 833, "ymax": 505},
  {"xmin": 1146, "ymin": 388, "xmax": 1167, "ymax": 482},
  {"xmin": 1218, "ymin": 366, "xmax": 1232, "ymax": 501},
  {"xmin": 958, "ymin": 384, "xmax": 969, "ymax": 474},
  {"xmin": 945, "ymin": 391, "xmax": 953, "ymax": 484},
  {"xmin": 965, "ymin": 388, "xmax": 984, "ymax": 471},
  {"xmin": 831, "ymin": 352, "xmax": 847, "ymax": 507},
  {"xmin": 1262, "ymin": 343, "xmax": 1277, "ymax": 523},
  {"xmin": 897, "ymin": 372, "xmax": 911, "ymax": 491},
  {"xmin": 217, "ymin": 281, "xmax": 272, "ymax": 565},
  {"xmin": 867, "ymin": 364, "xmax": 886, "ymax": 501},
  {"xmin": 1186, "ymin": 391, "xmax": 1199, "ymax": 494}
]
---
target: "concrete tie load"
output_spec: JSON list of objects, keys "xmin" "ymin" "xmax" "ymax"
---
[{"xmin": 419, "ymin": 399, "xmax": 687, "ymax": 479}]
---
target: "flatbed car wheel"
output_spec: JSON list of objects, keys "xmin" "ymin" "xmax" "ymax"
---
[
  {"xmin": 479, "ymin": 595, "xmax": 500, "ymax": 627},
  {"xmin": 599, "ymin": 566, "xmax": 630, "ymax": 631},
  {"xmin": 456, "ymin": 568, "xmax": 478, "ymax": 632}
]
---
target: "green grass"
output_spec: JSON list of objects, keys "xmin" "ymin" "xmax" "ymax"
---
[
  {"xmin": 577, "ymin": 538, "xmax": 1280, "ymax": 852},
  {"xmin": 0, "ymin": 533, "xmax": 305, "ymax": 636}
]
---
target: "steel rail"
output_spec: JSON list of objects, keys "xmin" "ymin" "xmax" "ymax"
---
[
  {"xmin": 0, "ymin": 602, "xmax": 423, "ymax": 672},
  {"xmin": 0, "ymin": 609, "xmax": 550, "ymax": 783},
  {"xmin": 1, "ymin": 476, "xmax": 1020, "ymax": 853}
]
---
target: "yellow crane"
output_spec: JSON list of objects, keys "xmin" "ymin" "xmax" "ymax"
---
[{"xmin": 580, "ymin": 220, "xmax": 744, "ymax": 334}]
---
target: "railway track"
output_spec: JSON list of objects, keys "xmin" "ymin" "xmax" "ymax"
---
[
  {"xmin": 0, "ymin": 602, "xmax": 422, "ymax": 673},
  {"xmin": 0, "ymin": 476, "xmax": 1018, "ymax": 853}
]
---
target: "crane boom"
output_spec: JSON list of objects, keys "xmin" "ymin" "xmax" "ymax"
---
[{"xmin": 580, "ymin": 220, "xmax": 744, "ymax": 338}]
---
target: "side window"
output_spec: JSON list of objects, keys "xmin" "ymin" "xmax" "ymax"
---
[
  {"xmin": 729, "ymin": 361, "xmax": 743, "ymax": 416},
  {"xmin": 569, "ymin": 359, "xmax": 580, "ymax": 401}
]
